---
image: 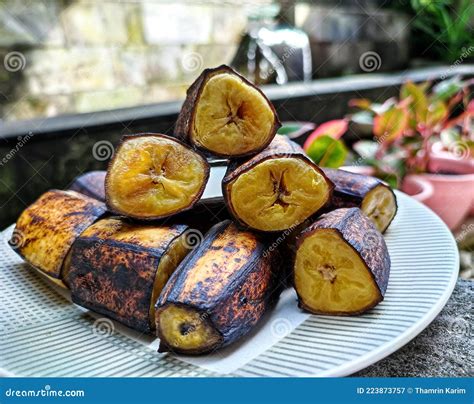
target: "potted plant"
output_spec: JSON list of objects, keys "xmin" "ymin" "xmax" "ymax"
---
[{"xmin": 303, "ymin": 76, "xmax": 474, "ymax": 229}]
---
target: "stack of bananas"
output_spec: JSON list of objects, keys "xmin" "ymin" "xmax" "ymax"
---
[{"xmin": 11, "ymin": 65, "xmax": 396, "ymax": 355}]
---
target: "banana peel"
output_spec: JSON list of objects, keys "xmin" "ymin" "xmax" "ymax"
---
[
  {"xmin": 66, "ymin": 217, "xmax": 191, "ymax": 333},
  {"xmin": 10, "ymin": 190, "xmax": 107, "ymax": 287},
  {"xmin": 322, "ymin": 168, "xmax": 397, "ymax": 233},
  {"xmin": 155, "ymin": 220, "xmax": 282, "ymax": 354},
  {"xmin": 69, "ymin": 171, "xmax": 106, "ymax": 202}
]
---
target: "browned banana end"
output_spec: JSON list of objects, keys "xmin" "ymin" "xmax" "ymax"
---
[
  {"xmin": 294, "ymin": 208, "xmax": 390, "ymax": 315},
  {"xmin": 323, "ymin": 168, "xmax": 397, "ymax": 233},
  {"xmin": 10, "ymin": 190, "xmax": 107, "ymax": 287},
  {"xmin": 66, "ymin": 218, "xmax": 191, "ymax": 333},
  {"xmin": 105, "ymin": 134, "xmax": 210, "ymax": 220},
  {"xmin": 69, "ymin": 170, "xmax": 106, "ymax": 202},
  {"xmin": 175, "ymin": 65, "xmax": 281, "ymax": 157},
  {"xmin": 156, "ymin": 220, "xmax": 282, "ymax": 355},
  {"xmin": 223, "ymin": 135, "xmax": 333, "ymax": 232}
]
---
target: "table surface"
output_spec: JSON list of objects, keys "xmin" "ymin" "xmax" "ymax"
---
[{"xmin": 354, "ymin": 279, "xmax": 473, "ymax": 377}]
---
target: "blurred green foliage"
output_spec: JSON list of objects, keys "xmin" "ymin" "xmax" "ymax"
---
[{"xmin": 386, "ymin": 0, "xmax": 474, "ymax": 63}]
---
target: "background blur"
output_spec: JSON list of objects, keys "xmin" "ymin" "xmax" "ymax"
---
[
  {"xmin": 2, "ymin": 0, "xmax": 471, "ymax": 122},
  {"xmin": 0, "ymin": 1, "xmax": 473, "ymax": 278}
]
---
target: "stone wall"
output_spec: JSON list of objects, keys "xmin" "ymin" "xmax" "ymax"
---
[{"xmin": 0, "ymin": 0, "xmax": 270, "ymax": 121}]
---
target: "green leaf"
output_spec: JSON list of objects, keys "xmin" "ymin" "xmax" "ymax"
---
[
  {"xmin": 373, "ymin": 105, "xmax": 409, "ymax": 143},
  {"xmin": 306, "ymin": 135, "xmax": 348, "ymax": 168},
  {"xmin": 426, "ymin": 100, "xmax": 448, "ymax": 128},
  {"xmin": 400, "ymin": 81, "xmax": 428, "ymax": 124},
  {"xmin": 277, "ymin": 124, "xmax": 301, "ymax": 135},
  {"xmin": 432, "ymin": 77, "xmax": 464, "ymax": 101}
]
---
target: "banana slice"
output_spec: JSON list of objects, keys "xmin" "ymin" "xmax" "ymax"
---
[
  {"xmin": 106, "ymin": 134, "xmax": 210, "ymax": 220},
  {"xmin": 156, "ymin": 220, "xmax": 281, "ymax": 354},
  {"xmin": 66, "ymin": 217, "xmax": 191, "ymax": 333},
  {"xmin": 322, "ymin": 168, "xmax": 397, "ymax": 233},
  {"xmin": 361, "ymin": 184, "xmax": 397, "ymax": 233},
  {"xmin": 10, "ymin": 189, "xmax": 107, "ymax": 285},
  {"xmin": 175, "ymin": 65, "xmax": 280, "ymax": 157},
  {"xmin": 294, "ymin": 208, "xmax": 390, "ymax": 315},
  {"xmin": 223, "ymin": 135, "xmax": 333, "ymax": 232}
]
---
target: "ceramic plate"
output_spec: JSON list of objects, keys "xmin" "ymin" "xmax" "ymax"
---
[{"xmin": 0, "ymin": 173, "xmax": 459, "ymax": 376}]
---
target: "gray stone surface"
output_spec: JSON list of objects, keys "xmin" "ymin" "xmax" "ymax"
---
[{"xmin": 354, "ymin": 279, "xmax": 473, "ymax": 377}]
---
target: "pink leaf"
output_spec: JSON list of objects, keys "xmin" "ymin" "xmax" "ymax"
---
[{"xmin": 303, "ymin": 119, "xmax": 348, "ymax": 150}]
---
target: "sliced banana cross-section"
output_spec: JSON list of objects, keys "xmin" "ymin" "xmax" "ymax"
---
[
  {"xmin": 175, "ymin": 65, "xmax": 280, "ymax": 157},
  {"xmin": 223, "ymin": 135, "xmax": 333, "ymax": 232},
  {"xmin": 294, "ymin": 208, "xmax": 391, "ymax": 315},
  {"xmin": 322, "ymin": 168, "xmax": 397, "ymax": 233},
  {"xmin": 106, "ymin": 134, "xmax": 210, "ymax": 220}
]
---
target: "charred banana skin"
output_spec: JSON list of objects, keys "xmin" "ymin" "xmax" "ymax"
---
[
  {"xmin": 11, "ymin": 190, "xmax": 107, "ymax": 279},
  {"xmin": 67, "ymin": 220, "xmax": 188, "ymax": 334},
  {"xmin": 156, "ymin": 220, "xmax": 282, "ymax": 354},
  {"xmin": 69, "ymin": 171, "xmax": 106, "ymax": 202},
  {"xmin": 222, "ymin": 136, "xmax": 333, "ymax": 231},
  {"xmin": 297, "ymin": 208, "xmax": 390, "ymax": 306},
  {"xmin": 322, "ymin": 168, "xmax": 397, "ymax": 231},
  {"xmin": 175, "ymin": 64, "xmax": 281, "ymax": 158}
]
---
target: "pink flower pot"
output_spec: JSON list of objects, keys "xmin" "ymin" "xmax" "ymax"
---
[
  {"xmin": 428, "ymin": 141, "xmax": 474, "ymax": 217},
  {"xmin": 429, "ymin": 141, "xmax": 474, "ymax": 175},
  {"xmin": 409, "ymin": 173, "xmax": 474, "ymax": 230},
  {"xmin": 400, "ymin": 175, "xmax": 434, "ymax": 203}
]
